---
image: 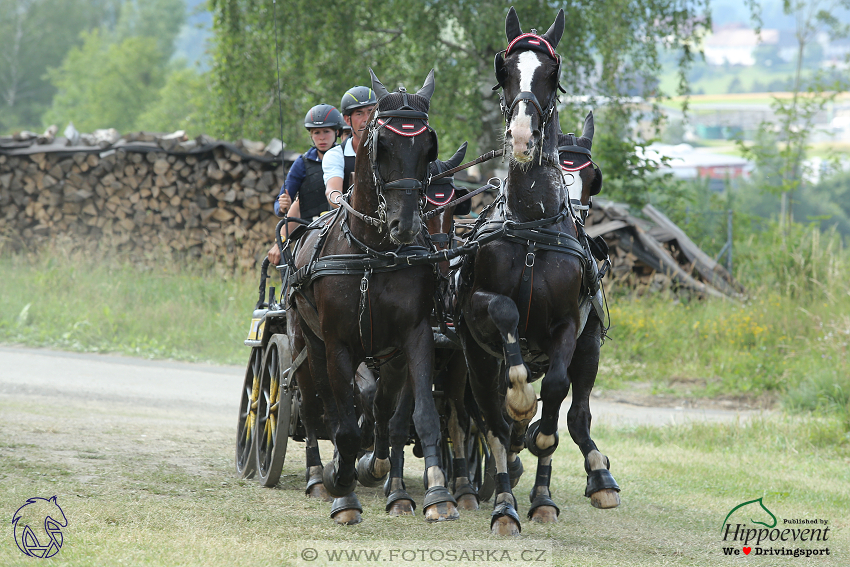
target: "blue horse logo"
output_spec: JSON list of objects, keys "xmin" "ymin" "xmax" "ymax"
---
[{"xmin": 12, "ymin": 496, "xmax": 68, "ymax": 558}]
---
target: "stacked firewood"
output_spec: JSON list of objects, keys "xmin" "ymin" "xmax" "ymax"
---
[{"xmin": 0, "ymin": 144, "xmax": 287, "ymax": 270}]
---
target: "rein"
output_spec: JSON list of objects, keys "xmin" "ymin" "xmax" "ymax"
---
[{"xmin": 429, "ymin": 149, "xmax": 504, "ymax": 182}]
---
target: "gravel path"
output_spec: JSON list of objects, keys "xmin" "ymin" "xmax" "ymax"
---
[{"xmin": 1, "ymin": 345, "xmax": 767, "ymax": 428}]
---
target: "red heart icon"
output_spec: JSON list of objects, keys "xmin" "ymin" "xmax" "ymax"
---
[{"xmin": 743, "ymin": 547, "xmax": 752, "ymax": 555}]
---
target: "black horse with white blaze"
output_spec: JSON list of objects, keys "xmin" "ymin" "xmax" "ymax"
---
[{"xmin": 457, "ymin": 7, "xmax": 620, "ymax": 535}]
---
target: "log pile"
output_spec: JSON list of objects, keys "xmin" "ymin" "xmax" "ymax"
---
[
  {"xmin": 0, "ymin": 132, "xmax": 295, "ymax": 271},
  {"xmin": 586, "ymin": 200, "xmax": 745, "ymax": 298}
]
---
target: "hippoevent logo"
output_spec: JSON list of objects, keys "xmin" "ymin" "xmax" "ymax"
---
[
  {"xmin": 720, "ymin": 497, "xmax": 830, "ymax": 558},
  {"xmin": 12, "ymin": 496, "xmax": 68, "ymax": 558}
]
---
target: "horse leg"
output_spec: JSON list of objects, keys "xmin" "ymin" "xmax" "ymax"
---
[
  {"xmin": 471, "ymin": 292, "xmax": 536, "ymax": 422},
  {"xmin": 355, "ymin": 364, "xmax": 377, "ymax": 452},
  {"xmin": 458, "ymin": 320, "xmax": 521, "ymax": 535},
  {"xmin": 309, "ymin": 336, "xmax": 362, "ymax": 524},
  {"xmin": 566, "ymin": 315, "xmax": 620, "ymax": 509},
  {"xmin": 525, "ymin": 323, "xmax": 576, "ymax": 522},
  {"xmin": 444, "ymin": 350, "xmax": 478, "ymax": 511},
  {"xmin": 384, "ymin": 382, "xmax": 415, "ymax": 516},
  {"xmin": 406, "ymin": 322, "xmax": 458, "ymax": 523},
  {"xmin": 357, "ymin": 360, "xmax": 405, "ymax": 489},
  {"xmin": 297, "ymin": 355, "xmax": 333, "ymax": 502}
]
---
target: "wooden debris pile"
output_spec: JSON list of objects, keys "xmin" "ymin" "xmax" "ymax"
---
[
  {"xmin": 0, "ymin": 131, "xmax": 296, "ymax": 270},
  {"xmin": 585, "ymin": 200, "xmax": 745, "ymax": 298}
]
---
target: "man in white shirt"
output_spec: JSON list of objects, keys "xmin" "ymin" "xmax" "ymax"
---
[{"xmin": 322, "ymin": 85, "xmax": 377, "ymax": 207}]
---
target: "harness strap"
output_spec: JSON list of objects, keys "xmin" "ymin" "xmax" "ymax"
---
[
  {"xmin": 518, "ymin": 242, "xmax": 536, "ymax": 335},
  {"xmin": 358, "ymin": 270, "xmax": 373, "ymax": 356}
]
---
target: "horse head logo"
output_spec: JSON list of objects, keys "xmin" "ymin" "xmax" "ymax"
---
[
  {"xmin": 721, "ymin": 497, "xmax": 777, "ymax": 533},
  {"xmin": 12, "ymin": 496, "xmax": 68, "ymax": 558}
]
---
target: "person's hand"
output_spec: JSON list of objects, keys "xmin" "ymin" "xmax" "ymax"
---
[
  {"xmin": 278, "ymin": 191, "xmax": 292, "ymax": 215},
  {"xmin": 267, "ymin": 242, "xmax": 281, "ymax": 265}
]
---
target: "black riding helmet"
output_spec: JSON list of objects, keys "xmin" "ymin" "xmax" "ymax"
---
[
  {"xmin": 340, "ymin": 86, "xmax": 377, "ymax": 116},
  {"xmin": 304, "ymin": 104, "xmax": 345, "ymax": 133}
]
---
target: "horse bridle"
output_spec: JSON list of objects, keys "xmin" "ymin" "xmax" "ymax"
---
[
  {"xmin": 494, "ymin": 33, "xmax": 565, "ymax": 166},
  {"xmin": 363, "ymin": 89, "xmax": 437, "ymax": 229}
]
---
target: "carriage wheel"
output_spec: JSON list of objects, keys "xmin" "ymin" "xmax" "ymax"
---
[
  {"xmin": 256, "ymin": 334, "xmax": 295, "ymax": 487},
  {"xmin": 235, "ymin": 346, "xmax": 263, "ymax": 479},
  {"xmin": 468, "ymin": 423, "xmax": 495, "ymax": 502}
]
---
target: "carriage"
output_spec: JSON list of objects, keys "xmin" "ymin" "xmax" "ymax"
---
[{"xmin": 234, "ymin": 221, "xmax": 495, "ymax": 500}]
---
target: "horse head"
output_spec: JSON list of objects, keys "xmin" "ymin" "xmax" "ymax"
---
[
  {"xmin": 494, "ymin": 7, "xmax": 564, "ymax": 163},
  {"xmin": 363, "ymin": 68, "xmax": 438, "ymax": 245},
  {"xmin": 558, "ymin": 111, "xmax": 603, "ymax": 208}
]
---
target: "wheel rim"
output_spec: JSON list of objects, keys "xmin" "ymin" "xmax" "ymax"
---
[
  {"xmin": 235, "ymin": 347, "xmax": 262, "ymax": 477},
  {"xmin": 256, "ymin": 336, "xmax": 293, "ymax": 486}
]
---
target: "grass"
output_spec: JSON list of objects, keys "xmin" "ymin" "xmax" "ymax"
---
[
  {"xmin": 600, "ymin": 221, "xmax": 850, "ymax": 426},
  {"xmin": 0, "ymin": 247, "xmax": 253, "ymax": 365},
  {"xmin": 1, "ymin": 386, "xmax": 848, "ymax": 567}
]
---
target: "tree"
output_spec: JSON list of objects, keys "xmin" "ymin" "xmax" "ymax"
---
[
  {"xmin": 134, "ymin": 65, "xmax": 212, "ymax": 135},
  {"xmin": 738, "ymin": 0, "xmax": 850, "ymax": 230},
  {"xmin": 43, "ymin": 31, "xmax": 167, "ymax": 133},
  {"xmin": 0, "ymin": 0, "xmax": 121, "ymax": 132},
  {"xmin": 41, "ymin": 0, "xmax": 186, "ymax": 133},
  {"xmin": 208, "ymin": 0, "xmax": 711, "ymax": 202}
]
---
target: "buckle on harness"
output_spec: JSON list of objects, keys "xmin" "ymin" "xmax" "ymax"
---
[
  {"xmin": 525, "ymin": 252, "xmax": 535, "ymax": 267},
  {"xmin": 360, "ymin": 275, "xmax": 369, "ymax": 292}
]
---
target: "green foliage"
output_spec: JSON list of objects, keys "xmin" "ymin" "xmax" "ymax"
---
[
  {"xmin": 208, "ymin": 0, "xmax": 711, "ymax": 188},
  {"xmin": 134, "ymin": 65, "xmax": 212, "ymax": 135},
  {"xmin": 0, "ymin": 0, "xmax": 121, "ymax": 132},
  {"xmin": 41, "ymin": 0, "xmax": 187, "ymax": 134},
  {"xmin": 43, "ymin": 31, "xmax": 168, "ymax": 133},
  {"xmin": 604, "ymin": 217, "xmax": 850, "ymax": 420}
]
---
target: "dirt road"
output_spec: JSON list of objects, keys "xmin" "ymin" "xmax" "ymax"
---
[{"xmin": 0, "ymin": 345, "xmax": 765, "ymax": 428}]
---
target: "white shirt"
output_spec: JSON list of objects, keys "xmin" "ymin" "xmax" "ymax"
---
[{"xmin": 322, "ymin": 138, "xmax": 357, "ymax": 187}]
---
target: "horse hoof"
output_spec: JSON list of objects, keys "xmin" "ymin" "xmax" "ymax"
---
[
  {"xmin": 491, "ymin": 515, "xmax": 520, "ymax": 536},
  {"xmin": 424, "ymin": 501, "xmax": 459, "ymax": 522},
  {"xmin": 387, "ymin": 500, "xmax": 415, "ymax": 517},
  {"xmin": 591, "ymin": 489, "xmax": 621, "ymax": 509},
  {"xmin": 456, "ymin": 493, "xmax": 479, "ymax": 511},
  {"xmin": 530, "ymin": 505, "xmax": 558, "ymax": 523},
  {"xmin": 332, "ymin": 509, "xmax": 362, "ymax": 525},
  {"xmin": 307, "ymin": 482, "xmax": 333, "ymax": 502},
  {"xmin": 505, "ymin": 381, "xmax": 537, "ymax": 422}
]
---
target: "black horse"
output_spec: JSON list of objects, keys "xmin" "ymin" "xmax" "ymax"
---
[
  {"xmin": 457, "ymin": 8, "xmax": 620, "ymax": 535},
  {"xmin": 288, "ymin": 69, "xmax": 458, "ymax": 524}
]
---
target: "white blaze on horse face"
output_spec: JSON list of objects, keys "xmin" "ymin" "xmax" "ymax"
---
[
  {"xmin": 509, "ymin": 51, "xmax": 541, "ymax": 162},
  {"xmin": 563, "ymin": 170, "xmax": 583, "ymax": 202}
]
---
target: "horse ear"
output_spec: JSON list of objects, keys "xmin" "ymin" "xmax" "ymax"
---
[
  {"xmin": 416, "ymin": 68, "xmax": 435, "ymax": 103},
  {"xmin": 582, "ymin": 111, "xmax": 594, "ymax": 141},
  {"xmin": 445, "ymin": 141, "xmax": 468, "ymax": 170},
  {"xmin": 505, "ymin": 7, "xmax": 522, "ymax": 42},
  {"xmin": 369, "ymin": 68, "xmax": 390, "ymax": 100},
  {"xmin": 542, "ymin": 9, "xmax": 565, "ymax": 48}
]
